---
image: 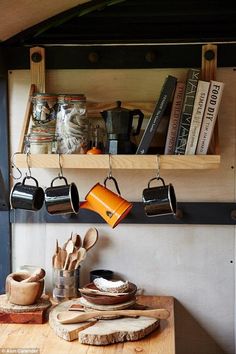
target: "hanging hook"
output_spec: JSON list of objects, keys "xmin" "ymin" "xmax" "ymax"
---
[
  {"xmin": 156, "ymin": 154, "xmax": 161, "ymax": 179},
  {"xmin": 10, "ymin": 152, "xmax": 22, "ymax": 180},
  {"xmin": 108, "ymin": 153, "xmax": 113, "ymax": 179},
  {"xmin": 104, "ymin": 153, "xmax": 121, "ymax": 195},
  {"xmin": 58, "ymin": 153, "xmax": 63, "ymax": 178},
  {"xmin": 26, "ymin": 152, "xmax": 32, "ymax": 177}
]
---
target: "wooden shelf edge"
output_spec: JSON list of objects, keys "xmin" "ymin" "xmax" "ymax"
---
[{"xmin": 15, "ymin": 154, "xmax": 221, "ymax": 170}]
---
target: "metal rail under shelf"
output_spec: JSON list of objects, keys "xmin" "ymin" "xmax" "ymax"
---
[{"xmin": 10, "ymin": 202, "xmax": 236, "ymax": 225}]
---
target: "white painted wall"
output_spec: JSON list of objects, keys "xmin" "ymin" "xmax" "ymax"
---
[{"xmin": 9, "ymin": 68, "xmax": 235, "ymax": 354}]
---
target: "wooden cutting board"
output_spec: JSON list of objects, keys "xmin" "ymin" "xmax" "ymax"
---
[
  {"xmin": 49, "ymin": 299, "xmax": 96, "ymax": 341},
  {"xmin": 78, "ymin": 316, "xmax": 160, "ymax": 345},
  {"xmin": 49, "ymin": 299, "xmax": 160, "ymax": 345},
  {"xmin": 0, "ymin": 294, "xmax": 51, "ymax": 324}
]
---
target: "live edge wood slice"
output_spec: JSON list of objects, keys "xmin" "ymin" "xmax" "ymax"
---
[
  {"xmin": 49, "ymin": 296, "xmax": 174, "ymax": 347},
  {"xmin": 0, "ymin": 296, "xmax": 175, "ymax": 354},
  {"xmin": 0, "ymin": 294, "xmax": 51, "ymax": 324}
]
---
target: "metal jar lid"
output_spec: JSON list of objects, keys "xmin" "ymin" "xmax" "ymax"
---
[{"xmin": 57, "ymin": 94, "xmax": 86, "ymax": 104}]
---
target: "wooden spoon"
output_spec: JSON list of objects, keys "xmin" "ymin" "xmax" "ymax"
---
[
  {"xmin": 56, "ymin": 308, "xmax": 170, "ymax": 324},
  {"xmin": 21, "ymin": 268, "xmax": 45, "ymax": 283},
  {"xmin": 53, "ymin": 252, "xmax": 63, "ymax": 269},
  {"xmin": 55, "ymin": 239, "xmax": 59, "ymax": 253},
  {"xmin": 63, "ymin": 240, "xmax": 74, "ymax": 270},
  {"xmin": 74, "ymin": 247, "xmax": 87, "ymax": 269},
  {"xmin": 58, "ymin": 248, "xmax": 67, "ymax": 269},
  {"xmin": 68, "ymin": 249, "xmax": 80, "ymax": 271},
  {"xmin": 72, "ymin": 233, "xmax": 82, "ymax": 249},
  {"xmin": 82, "ymin": 227, "xmax": 98, "ymax": 252}
]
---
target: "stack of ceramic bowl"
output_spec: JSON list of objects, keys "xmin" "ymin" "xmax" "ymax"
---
[{"xmin": 79, "ymin": 279, "xmax": 137, "ymax": 314}]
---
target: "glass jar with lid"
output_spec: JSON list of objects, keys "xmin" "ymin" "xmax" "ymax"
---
[
  {"xmin": 32, "ymin": 93, "xmax": 58, "ymax": 125},
  {"xmin": 25, "ymin": 131, "xmax": 54, "ymax": 154},
  {"xmin": 56, "ymin": 94, "xmax": 88, "ymax": 154}
]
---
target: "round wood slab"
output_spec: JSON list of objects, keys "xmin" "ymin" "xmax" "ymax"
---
[
  {"xmin": 49, "ymin": 299, "xmax": 160, "ymax": 345},
  {"xmin": 78, "ymin": 316, "xmax": 160, "ymax": 345},
  {"xmin": 49, "ymin": 299, "xmax": 96, "ymax": 342},
  {"xmin": 0, "ymin": 294, "xmax": 51, "ymax": 313}
]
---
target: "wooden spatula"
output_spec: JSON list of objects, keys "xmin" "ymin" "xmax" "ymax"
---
[
  {"xmin": 56, "ymin": 308, "xmax": 170, "ymax": 324},
  {"xmin": 63, "ymin": 240, "xmax": 74, "ymax": 270}
]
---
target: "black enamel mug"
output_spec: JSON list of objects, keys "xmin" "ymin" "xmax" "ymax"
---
[
  {"xmin": 142, "ymin": 177, "xmax": 176, "ymax": 217},
  {"xmin": 45, "ymin": 176, "xmax": 79, "ymax": 215},
  {"xmin": 10, "ymin": 176, "xmax": 44, "ymax": 211}
]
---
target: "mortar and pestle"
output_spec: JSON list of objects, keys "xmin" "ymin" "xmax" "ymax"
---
[{"xmin": 5, "ymin": 268, "xmax": 45, "ymax": 305}]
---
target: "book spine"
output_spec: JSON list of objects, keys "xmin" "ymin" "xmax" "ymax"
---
[
  {"xmin": 175, "ymin": 68, "xmax": 200, "ymax": 155},
  {"xmin": 136, "ymin": 75, "xmax": 177, "ymax": 154},
  {"xmin": 185, "ymin": 80, "xmax": 210, "ymax": 155},
  {"xmin": 196, "ymin": 80, "xmax": 224, "ymax": 154},
  {"xmin": 164, "ymin": 82, "xmax": 185, "ymax": 154}
]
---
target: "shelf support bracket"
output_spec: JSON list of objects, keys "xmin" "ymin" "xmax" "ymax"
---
[{"xmin": 30, "ymin": 46, "xmax": 45, "ymax": 92}]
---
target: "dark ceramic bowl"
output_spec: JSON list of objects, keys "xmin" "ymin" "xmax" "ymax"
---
[{"xmin": 80, "ymin": 282, "xmax": 137, "ymax": 305}]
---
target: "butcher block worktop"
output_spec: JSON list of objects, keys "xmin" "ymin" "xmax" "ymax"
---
[{"xmin": 0, "ymin": 296, "xmax": 175, "ymax": 354}]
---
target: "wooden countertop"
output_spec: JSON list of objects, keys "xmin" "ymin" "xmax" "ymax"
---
[{"xmin": 0, "ymin": 295, "xmax": 175, "ymax": 354}]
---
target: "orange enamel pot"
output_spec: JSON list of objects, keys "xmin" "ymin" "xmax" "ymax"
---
[{"xmin": 80, "ymin": 183, "xmax": 132, "ymax": 228}]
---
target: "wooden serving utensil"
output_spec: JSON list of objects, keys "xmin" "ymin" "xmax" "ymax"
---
[
  {"xmin": 63, "ymin": 239, "xmax": 74, "ymax": 270},
  {"xmin": 68, "ymin": 249, "xmax": 80, "ymax": 271},
  {"xmin": 82, "ymin": 227, "xmax": 98, "ymax": 252},
  {"xmin": 74, "ymin": 247, "xmax": 87, "ymax": 269},
  {"xmin": 59, "ymin": 248, "xmax": 67, "ymax": 269},
  {"xmin": 72, "ymin": 233, "xmax": 82, "ymax": 249},
  {"xmin": 56, "ymin": 308, "xmax": 170, "ymax": 324}
]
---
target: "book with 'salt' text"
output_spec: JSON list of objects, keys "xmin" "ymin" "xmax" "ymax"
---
[{"xmin": 136, "ymin": 75, "xmax": 177, "ymax": 154}]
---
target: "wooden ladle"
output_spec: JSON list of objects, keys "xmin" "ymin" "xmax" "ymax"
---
[
  {"xmin": 56, "ymin": 308, "xmax": 170, "ymax": 324},
  {"xmin": 82, "ymin": 227, "xmax": 98, "ymax": 252}
]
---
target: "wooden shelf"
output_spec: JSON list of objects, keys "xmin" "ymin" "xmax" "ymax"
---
[{"xmin": 15, "ymin": 154, "xmax": 220, "ymax": 170}]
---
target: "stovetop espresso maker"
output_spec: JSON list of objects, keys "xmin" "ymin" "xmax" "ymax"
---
[{"xmin": 101, "ymin": 101, "xmax": 144, "ymax": 154}]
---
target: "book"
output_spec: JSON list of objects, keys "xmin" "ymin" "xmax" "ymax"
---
[
  {"xmin": 164, "ymin": 81, "xmax": 185, "ymax": 154},
  {"xmin": 175, "ymin": 68, "xmax": 200, "ymax": 154},
  {"xmin": 136, "ymin": 75, "xmax": 177, "ymax": 154},
  {"xmin": 196, "ymin": 80, "xmax": 224, "ymax": 154},
  {"xmin": 185, "ymin": 80, "xmax": 210, "ymax": 155}
]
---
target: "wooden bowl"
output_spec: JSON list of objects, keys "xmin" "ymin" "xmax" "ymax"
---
[
  {"xmin": 80, "ymin": 282, "xmax": 137, "ymax": 305},
  {"xmin": 5, "ymin": 272, "xmax": 44, "ymax": 306}
]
